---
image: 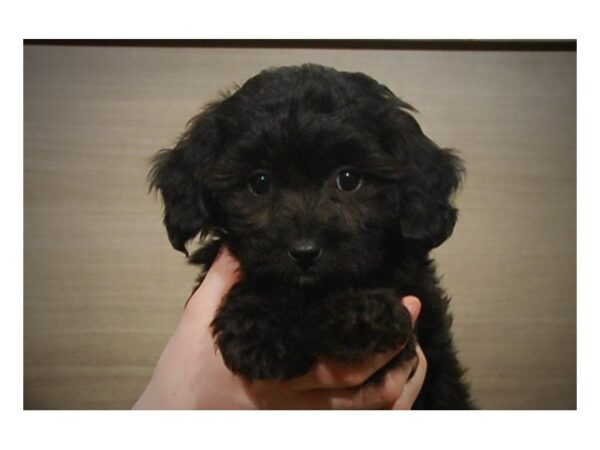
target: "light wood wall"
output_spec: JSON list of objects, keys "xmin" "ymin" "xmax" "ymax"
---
[{"xmin": 24, "ymin": 45, "xmax": 576, "ymax": 409}]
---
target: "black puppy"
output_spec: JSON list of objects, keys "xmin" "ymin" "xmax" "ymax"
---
[{"xmin": 150, "ymin": 64, "xmax": 474, "ymax": 409}]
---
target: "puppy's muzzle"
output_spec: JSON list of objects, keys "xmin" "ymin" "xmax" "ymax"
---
[{"xmin": 288, "ymin": 239, "xmax": 323, "ymax": 265}]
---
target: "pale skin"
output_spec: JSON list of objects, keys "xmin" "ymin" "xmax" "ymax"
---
[{"xmin": 133, "ymin": 248, "xmax": 427, "ymax": 410}]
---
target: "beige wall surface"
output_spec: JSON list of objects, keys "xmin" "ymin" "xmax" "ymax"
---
[{"xmin": 24, "ymin": 45, "xmax": 576, "ymax": 409}]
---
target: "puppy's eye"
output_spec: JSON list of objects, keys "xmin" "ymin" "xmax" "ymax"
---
[
  {"xmin": 336, "ymin": 169, "xmax": 362, "ymax": 192},
  {"xmin": 248, "ymin": 172, "xmax": 271, "ymax": 195}
]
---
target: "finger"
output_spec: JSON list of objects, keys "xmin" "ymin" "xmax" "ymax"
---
[
  {"xmin": 185, "ymin": 247, "xmax": 242, "ymax": 313},
  {"xmin": 245, "ymin": 353, "xmax": 418, "ymax": 410},
  {"xmin": 392, "ymin": 345, "xmax": 428, "ymax": 410},
  {"xmin": 285, "ymin": 347, "xmax": 403, "ymax": 391},
  {"xmin": 401, "ymin": 295, "xmax": 421, "ymax": 326},
  {"xmin": 327, "ymin": 354, "xmax": 419, "ymax": 409}
]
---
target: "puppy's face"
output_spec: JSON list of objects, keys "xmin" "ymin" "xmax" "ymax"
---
[
  {"xmin": 151, "ymin": 65, "xmax": 463, "ymax": 287},
  {"xmin": 210, "ymin": 117, "xmax": 401, "ymax": 286}
]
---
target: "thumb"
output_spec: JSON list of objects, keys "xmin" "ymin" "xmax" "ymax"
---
[
  {"xmin": 185, "ymin": 247, "xmax": 242, "ymax": 314},
  {"xmin": 401, "ymin": 296, "xmax": 422, "ymax": 326}
]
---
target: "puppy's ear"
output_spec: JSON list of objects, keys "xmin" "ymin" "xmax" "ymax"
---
[
  {"xmin": 396, "ymin": 117, "xmax": 464, "ymax": 249},
  {"xmin": 340, "ymin": 70, "xmax": 464, "ymax": 249},
  {"xmin": 149, "ymin": 108, "xmax": 220, "ymax": 255}
]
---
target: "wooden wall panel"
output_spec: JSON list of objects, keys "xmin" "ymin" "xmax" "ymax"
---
[{"xmin": 24, "ymin": 45, "xmax": 576, "ymax": 409}]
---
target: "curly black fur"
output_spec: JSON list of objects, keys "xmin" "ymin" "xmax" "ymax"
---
[{"xmin": 150, "ymin": 64, "xmax": 474, "ymax": 409}]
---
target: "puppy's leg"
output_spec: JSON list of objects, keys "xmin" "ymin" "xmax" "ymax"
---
[
  {"xmin": 313, "ymin": 288, "xmax": 416, "ymax": 364},
  {"xmin": 211, "ymin": 282, "xmax": 313, "ymax": 380}
]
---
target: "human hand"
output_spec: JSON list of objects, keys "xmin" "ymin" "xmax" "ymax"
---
[{"xmin": 133, "ymin": 248, "xmax": 427, "ymax": 409}]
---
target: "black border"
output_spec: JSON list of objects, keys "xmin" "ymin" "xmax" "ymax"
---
[{"xmin": 23, "ymin": 39, "xmax": 576, "ymax": 52}]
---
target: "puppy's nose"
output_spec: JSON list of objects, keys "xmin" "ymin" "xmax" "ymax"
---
[{"xmin": 288, "ymin": 239, "xmax": 322, "ymax": 264}]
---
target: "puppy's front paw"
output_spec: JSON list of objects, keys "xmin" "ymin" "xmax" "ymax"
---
[
  {"xmin": 315, "ymin": 288, "xmax": 415, "ymax": 362},
  {"xmin": 211, "ymin": 287, "xmax": 313, "ymax": 380}
]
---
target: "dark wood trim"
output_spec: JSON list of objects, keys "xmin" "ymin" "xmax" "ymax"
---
[{"xmin": 23, "ymin": 39, "xmax": 576, "ymax": 52}]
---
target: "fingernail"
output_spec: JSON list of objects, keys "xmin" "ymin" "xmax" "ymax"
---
[{"xmin": 402, "ymin": 296, "xmax": 421, "ymax": 321}]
